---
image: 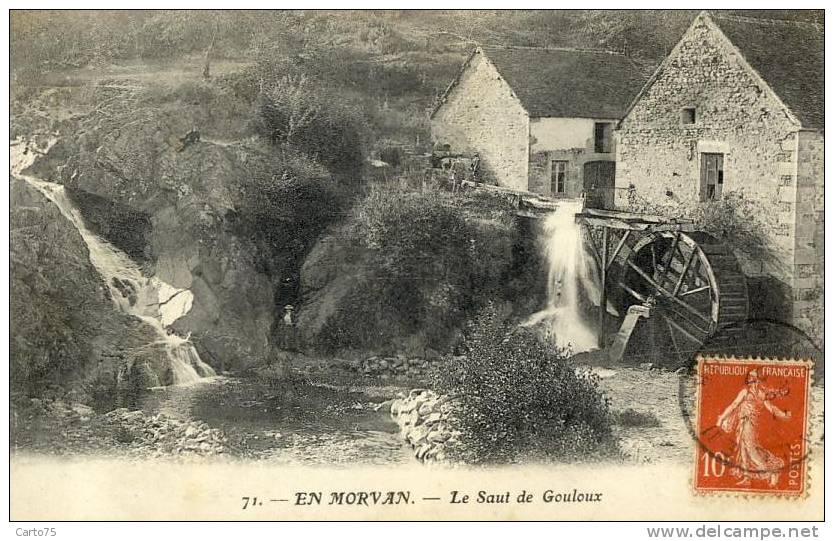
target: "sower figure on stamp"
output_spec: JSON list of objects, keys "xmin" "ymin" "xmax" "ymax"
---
[{"xmin": 716, "ymin": 370, "xmax": 791, "ymax": 487}]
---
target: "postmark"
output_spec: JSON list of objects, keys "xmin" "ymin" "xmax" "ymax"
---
[{"xmin": 692, "ymin": 356, "xmax": 812, "ymax": 496}]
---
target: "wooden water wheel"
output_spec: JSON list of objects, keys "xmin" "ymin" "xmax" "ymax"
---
[
  {"xmin": 610, "ymin": 230, "xmax": 750, "ymax": 348},
  {"xmin": 576, "ymin": 208, "xmax": 749, "ymax": 363}
]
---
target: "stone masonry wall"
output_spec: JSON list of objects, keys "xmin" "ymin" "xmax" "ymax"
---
[
  {"xmin": 431, "ymin": 51, "xmax": 530, "ymax": 191},
  {"xmin": 793, "ymin": 130, "xmax": 824, "ymax": 341},
  {"xmin": 528, "ymin": 118, "xmax": 617, "ymax": 197},
  {"xmin": 617, "ymin": 16, "xmax": 802, "ymax": 288},
  {"xmin": 529, "ymin": 148, "xmax": 584, "ymax": 196}
]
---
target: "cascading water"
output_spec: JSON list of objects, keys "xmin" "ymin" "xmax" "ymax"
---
[
  {"xmin": 11, "ymin": 138, "xmax": 215, "ymax": 385},
  {"xmin": 522, "ymin": 199, "xmax": 601, "ymax": 354}
]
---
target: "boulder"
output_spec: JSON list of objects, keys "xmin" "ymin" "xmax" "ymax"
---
[{"xmin": 30, "ymin": 127, "xmax": 278, "ymax": 371}]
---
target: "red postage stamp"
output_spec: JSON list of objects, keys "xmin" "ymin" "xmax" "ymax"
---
[{"xmin": 693, "ymin": 356, "xmax": 812, "ymax": 496}]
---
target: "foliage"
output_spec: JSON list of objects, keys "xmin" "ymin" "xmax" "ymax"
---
[
  {"xmin": 625, "ymin": 186, "xmax": 779, "ymax": 267},
  {"xmin": 15, "ymin": 10, "xmax": 821, "ymax": 77},
  {"xmin": 252, "ymin": 70, "xmax": 368, "ymax": 180},
  {"xmin": 355, "ymin": 187, "xmax": 513, "ymax": 311},
  {"xmin": 613, "ymin": 408, "xmax": 661, "ymax": 428},
  {"xmin": 233, "ymin": 147, "xmax": 348, "ymax": 282},
  {"xmin": 308, "ymin": 186, "xmax": 516, "ymax": 353},
  {"xmin": 431, "ymin": 304, "xmax": 619, "ymax": 464},
  {"xmin": 20, "ymin": 10, "xmax": 821, "ymax": 157}
]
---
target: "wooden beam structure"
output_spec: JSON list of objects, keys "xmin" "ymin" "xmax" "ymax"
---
[
  {"xmin": 598, "ymin": 227, "xmax": 609, "ymax": 348},
  {"xmin": 575, "ymin": 208, "xmax": 695, "ymax": 348}
]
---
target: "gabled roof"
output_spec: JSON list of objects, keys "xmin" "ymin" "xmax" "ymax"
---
[
  {"xmin": 621, "ymin": 12, "xmax": 824, "ymax": 131},
  {"xmin": 709, "ymin": 14, "xmax": 823, "ymax": 130},
  {"xmin": 433, "ymin": 46, "xmax": 648, "ymax": 120}
]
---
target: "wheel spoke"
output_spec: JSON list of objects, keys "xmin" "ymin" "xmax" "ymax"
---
[
  {"xmin": 673, "ymin": 249, "xmax": 698, "ymax": 296},
  {"xmin": 627, "ymin": 260, "xmax": 712, "ymax": 325},
  {"xmin": 661, "ymin": 312, "xmax": 706, "ymax": 347},
  {"xmin": 679, "ymin": 284, "xmax": 711, "ymax": 297},
  {"xmin": 690, "ymin": 257, "xmax": 702, "ymax": 287},
  {"xmin": 663, "ymin": 314, "xmax": 686, "ymax": 364},
  {"xmin": 661, "ymin": 232, "xmax": 680, "ymax": 278},
  {"xmin": 618, "ymin": 281, "xmax": 648, "ymax": 303},
  {"xmin": 608, "ymin": 230, "xmax": 630, "ymax": 267}
]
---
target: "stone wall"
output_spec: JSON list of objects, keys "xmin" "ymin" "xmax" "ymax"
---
[
  {"xmin": 431, "ymin": 51, "xmax": 530, "ymax": 190},
  {"xmin": 616, "ymin": 15, "xmax": 803, "ymax": 288},
  {"xmin": 792, "ymin": 130, "xmax": 824, "ymax": 341},
  {"xmin": 390, "ymin": 389, "xmax": 459, "ymax": 464},
  {"xmin": 340, "ymin": 355, "xmax": 442, "ymax": 383},
  {"xmin": 528, "ymin": 118, "xmax": 617, "ymax": 197}
]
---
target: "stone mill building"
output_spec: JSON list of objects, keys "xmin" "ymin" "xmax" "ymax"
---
[
  {"xmin": 615, "ymin": 12, "xmax": 824, "ymax": 334},
  {"xmin": 430, "ymin": 46, "xmax": 647, "ymax": 204}
]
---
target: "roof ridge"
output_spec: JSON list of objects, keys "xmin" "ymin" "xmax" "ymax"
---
[
  {"xmin": 481, "ymin": 44, "xmax": 627, "ymax": 56},
  {"xmin": 708, "ymin": 12, "xmax": 823, "ymax": 32}
]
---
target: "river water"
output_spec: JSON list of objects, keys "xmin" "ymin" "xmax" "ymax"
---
[
  {"xmin": 522, "ymin": 200, "xmax": 600, "ymax": 354},
  {"xmin": 11, "ymin": 139, "xmax": 215, "ymax": 385}
]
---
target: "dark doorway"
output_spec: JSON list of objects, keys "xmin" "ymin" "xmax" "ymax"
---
[
  {"xmin": 583, "ymin": 161, "xmax": 615, "ymax": 209},
  {"xmin": 700, "ymin": 153, "xmax": 724, "ymax": 201}
]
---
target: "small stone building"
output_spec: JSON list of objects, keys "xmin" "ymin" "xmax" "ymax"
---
[
  {"xmin": 616, "ymin": 12, "xmax": 823, "ymax": 334},
  {"xmin": 431, "ymin": 46, "xmax": 647, "ymax": 203}
]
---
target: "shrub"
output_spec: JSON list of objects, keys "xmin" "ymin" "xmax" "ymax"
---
[
  {"xmin": 613, "ymin": 408, "xmax": 661, "ymax": 428},
  {"xmin": 299, "ymin": 185, "xmax": 521, "ymax": 354},
  {"xmin": 625, "ymin": 186, "xmax": 778, "ymax": 268},
  {"xmin": 340, "ymin": 187, "xmax": 512, "ymax": 349},
  {"xmin": 432, "ymin": 305, "xmax": 619, "ymax": 464},
  {"xmin": 233, "ymin": 148, "xmax": 348, "ymax": 281},
  {"xmin": 253, "ymin": 72, "xmax": 367, "ymax": 180}
]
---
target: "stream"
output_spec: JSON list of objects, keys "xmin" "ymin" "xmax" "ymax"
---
[
  {"xmin": 10, "ymin": 137, "xmax": 411, "ymax": 465},
  {"xmin": 11, "ymin": 139, "xmax": 215, "ymax": 385},
  {"xmin": 140, "ymin": 375, "xmax": 412, "ymax": 465},
  {"xmin": 522, "ymin": 200, "xmax": 601, "ymax": 353}
]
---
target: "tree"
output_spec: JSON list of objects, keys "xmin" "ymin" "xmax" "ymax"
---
[{"xmin": 260, "ymin": 74, "xmax": 321, "ymax": 146}]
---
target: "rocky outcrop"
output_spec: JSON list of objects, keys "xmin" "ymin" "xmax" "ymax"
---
[
  {"xmin": 65, "ymin": 187, "xmax": 153, "ymax": 263},
  {"xmin": 103, "ymin": 408, "xmax": 227, "ymax": 457},
  {"xmin": 390, "ymin": 389, "xmax": 460, "ymax": 464},
  {"xmin": 25, "ymin": 112, "xmax": 279, "ymax": 370},
  {"xmin": 336, "ymin": 355, "xmax": 442, "ymax": 383},
  {"xmin": 10, "ymin": 178, "xmax": 169, "ymax": 399},
  {"xmin": 296, "ymin": 233, "xmax": 372, "ymax": 349}
]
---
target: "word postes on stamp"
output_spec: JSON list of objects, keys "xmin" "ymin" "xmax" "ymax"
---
[{"xmin": 693, "ymin": 356, "xmax": 812, "ymax": 496}]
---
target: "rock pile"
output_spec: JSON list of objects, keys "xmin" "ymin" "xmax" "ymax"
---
[
  {"xmin": 342, "ymin": 356, "xmax": 441, "ymax": 382},
  {"xmin": 103, "ymin": 408, "xmax": 227, "ymax": 457},
  {"xmin": 389, "ymin": 389, "xmax": 460, "ymax": 464}
]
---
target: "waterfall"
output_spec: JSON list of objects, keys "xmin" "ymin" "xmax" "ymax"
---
[
  {"xmin": 11, "ymin": 139, "xmax": 216, "ymax": 385},
  {"xmin": 522, "ymin": 199, "xmax": 600, "ymax": 354}
]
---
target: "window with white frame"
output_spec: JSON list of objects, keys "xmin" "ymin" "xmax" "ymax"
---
[{"xmin": 551, "ymin": 160, "xmax": 568, "ymax": 194}]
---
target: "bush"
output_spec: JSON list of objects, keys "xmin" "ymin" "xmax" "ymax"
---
[
  {"xmin": 233, "ymin": 148, "xmax": 348, "ymax": 283},
  {"xmin": 613, "ymin": 408, "xmax": 661, "ymax": 428},
  {"xmin": 253, "ymin": 72, "xmax": 367, "ymax": 180},
  {"xmin": 432, "ymin": 305, "xmax": 619, "ymax": 464},
  {"xmin": 306, "ymin": 186, "xmax": 515, "ymax": 353},
  {"xmin": 625, "ymin": 187, "xmax": 778, "ymax": 268}
]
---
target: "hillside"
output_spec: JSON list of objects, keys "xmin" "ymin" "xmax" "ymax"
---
[
  {"xmin": 9, "ymin": 8, "xmax": 824, "ymax": 398},
  {"xmin": 12, "ymin": 10, "xmax": 822, "ymax": 151}
]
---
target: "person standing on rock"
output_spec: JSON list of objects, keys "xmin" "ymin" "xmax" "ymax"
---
[{"xmin": 279, "ymin": 304, "xmax": 299, "ymax": 352}]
